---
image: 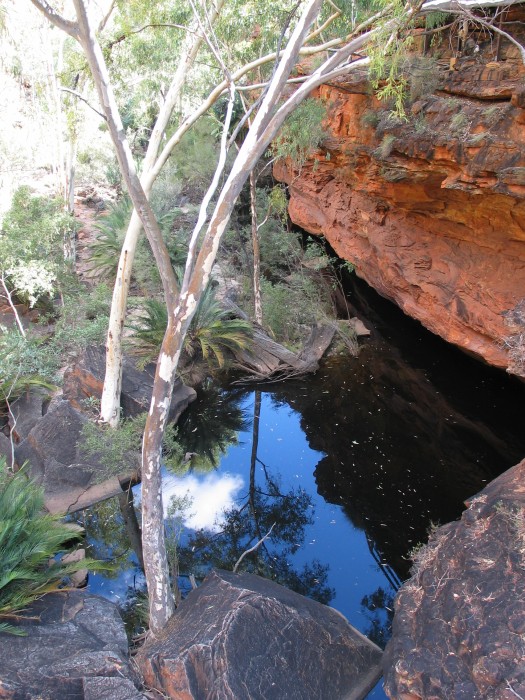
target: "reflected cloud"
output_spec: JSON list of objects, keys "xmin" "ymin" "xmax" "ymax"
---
[{"xmin": 162, "ymin": 472, "xmax": 244, "ymax": 531}]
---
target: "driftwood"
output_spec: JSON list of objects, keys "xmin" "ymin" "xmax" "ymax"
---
[{"xmin": 233, "ymin": 323, "xmax": 337, "ymax": 381}]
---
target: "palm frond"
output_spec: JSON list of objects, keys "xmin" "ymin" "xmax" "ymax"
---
[
  {"xmin": 0, "ymin": 458, "xmax": 107, "ymax": 634},
  {"xmin": 127, "ymin": 285, "xmax": 252, "ymax": 370}
]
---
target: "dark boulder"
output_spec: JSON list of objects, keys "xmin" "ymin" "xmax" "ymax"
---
[
  {"xmin": 7, "ymin": 388, "xmax": 49, "ymax": 443},
  {"xmin": 136, "ymin": 569, "xmax": 382, "ymax": 700},
  {"xmin": 383, "ymin": 458, "xmax": 525, "ymax": 700},
  {"xmin": 63, "ymin": 345, "xmax": 196, "ymax": 421},
  {"xmin": 15, "ymin": 398, "xmax": 137, "ymax": 513},
  {"xmin": 0, "ymin": 590, "xmax": 146, "ymax": 699}
]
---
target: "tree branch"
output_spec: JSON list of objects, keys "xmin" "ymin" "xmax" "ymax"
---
[
  {"xmin": 59, "ymin": 87, "xmax": 107, "ymax": 119},
  {"xmin": 233, "ymin": 523, "xmax": 276, "ymax": 573},
  {"xmin": 28, "ymin": 0, "xmax": 79, "ymax": 39},
  {"xmin": 98, "ymin": 0, "xmax": 116, "ymax": 32},
  {"xmin": 0, "ymin": 274, "xmax": 25, "ymax": 338}
]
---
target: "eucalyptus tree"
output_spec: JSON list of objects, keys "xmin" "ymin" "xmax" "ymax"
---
[
  {"xmin": 98, "ymin": 0, "xmax": 347, "ymax": 426},
  {"xmin": 28, "ymin": 0, "xmax": 522, "ymax": 636}
]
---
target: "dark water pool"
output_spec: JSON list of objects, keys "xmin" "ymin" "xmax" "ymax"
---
[{"xmin": 81, "ymin": 280, "xmax": 525, "ymax": 700}]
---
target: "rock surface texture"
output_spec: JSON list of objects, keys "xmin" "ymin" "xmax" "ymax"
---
[
  {"xmin": 136, "ymin": 569, "xmax": 382, "ymax": 700},
  {"xmin": 63, "ymin": 344, "xmax": 196, "ymax": 421},
  {"xmin": 275, "ymin": 18, "xmax": 525, "ymax": 374},
  {"xmin": 383, "ymin": 458, "xmax": 525, "ymax": 699},
  {"xmin": 0, "ymin": 591, "xmax": 145, "ymax": 700},
  {"xmin": 14, "ymin": 397, "xmax": 136, "ymax": 513}
]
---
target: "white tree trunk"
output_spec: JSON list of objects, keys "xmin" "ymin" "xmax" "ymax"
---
[
  {"xmin": 100, "ymin": 4, "xmax": 224, "ymax": 426},
  {"xmin": 141, "ymin": 0, "xmax": 325, "ymax": 635},
  {"xmin": 250, "ymin": 170, "xmax": 263, "ymax": 325}
]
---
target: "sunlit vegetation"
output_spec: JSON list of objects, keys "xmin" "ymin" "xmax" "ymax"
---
[{"xmin": 0, "ymin": 457, "xmax": 105, "ymax": 635}]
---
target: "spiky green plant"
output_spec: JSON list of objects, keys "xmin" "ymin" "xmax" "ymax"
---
[
  {"xmin": 185, "ymin": 285, "xmax": 253, "ymax": 367},
  {"xmin": 0, "ymin": 458, "xmax": 105, "ymax": 635},
  {"xmin": 87, "ymin": 197, "xmax": 132, "ymax": 280},
  {"xmin": 127, "ymin": 285, "xmax": 253, "ymax": 369},
  {"xmin": 88, "ymin": 197, "xmax": 185, "ymax": 283}
]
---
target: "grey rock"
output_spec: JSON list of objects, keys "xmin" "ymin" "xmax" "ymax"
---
[
  {"xmin": 7, "ymin": 388, "xmax": 49, "ymax": 443},
  {"xmin": 82, "ymin": 677, "xmax": 147, "ymax": 700},
  {"xmin": 383, "ymin": 458, "xmax": 525, "ymax": 699},
  {"xmin": 0, "ymin": 590, "xmax": 144, "ymax": 700},
  {"xmin": 136, "ymin": 569, "xmax": 382, "ymax": 700},
  {"xmin": 14, "ymin": 399, "xmax": 138, "ymax": 513}
]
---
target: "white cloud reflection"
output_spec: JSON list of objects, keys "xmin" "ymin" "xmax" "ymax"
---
[{"xmin": 161, "ymin": 472, "xmax": 244, "ymax": 532}]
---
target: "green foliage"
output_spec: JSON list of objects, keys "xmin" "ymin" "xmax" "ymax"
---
[
  {"xmin": 51, "ymin": 283, "xmax": 112, "ymax": 358},
  {"xmin": 88, "ymin": 197, "xmax": 133, "ymax": 280},
  {"xmin": 79, "ymin": 413, "xmax": 186, "ymax": 478},
  {"xmin": 0, "ymin": 187, "xmax": 77, "ymax": 307},
  {"xmin": 186, "ymin": 286, "xmax": 253, "ymax": 368},
  {"xmin": 256, "ymin": 211, "xmax": 302, "ymax": 277},
  {"xmin": 450, "ymin": 111, "xmax": 470, "ymax": 138},
  {"xmin": 0, "ymin": 186, "xmax": 71, "ymax": 264},
  {"xmin": 0, "ymin": 457, "xmax": 104, "ymax": 634},
  {"xmin": 79, "ymin": 414, "xmax": 145, "ymax": 478},
  {"xmin": 168, "ymin": 116, "xmax": 221, "ymax": 195},
  {"xmin": 273, "ymin": 99, "xmax": 327, "ymax": 168},
  {"xmin": 88, "ymin": 196, "xmax": 184, "ymax": 289},
  {"xmin": 368, "ymin": 2, "xmax": 419, "ymax": 119},
  {"xmin": 425, "ymin": 11, "xmax": 450, "ymax": 29},
  {"xmin": 406, "ymin": 55, "xmax": 440, "ymax": 101},
  {"xmin": 127, "ymin": 285, "xmax": 253, "ymax": 370},
  {"xmin": 261, "ymin": 270, "xmax": 333, "ymax": 348},
  {"xmin": 0, "ymin": 330, "xmax": 57, "ymax": 417}
]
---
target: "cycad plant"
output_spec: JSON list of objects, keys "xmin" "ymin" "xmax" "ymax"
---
[
  {"xmin": 127, "ymin": 284, "xmax": 253, "ymax": 370},
  {"xmin": 88, "ymin": 197, "xmax": 185, "ymax": 282},
  {"xmin": 185, "ymin": 284, "xmax": 253, "ymax": 367},
  {"xmin": 87, "ymin": 197, "xmax": 132, "ymax": 280},
  {"xmin": 0, "ymin": 458, "xmax": 104, "ymax": 635}
]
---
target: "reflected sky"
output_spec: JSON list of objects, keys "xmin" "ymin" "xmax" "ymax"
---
[
  {"xmin": 84, "ymin": 275, "xmax": 525, "ymax": 700},
  {"xmin": 161, "ymin": 471, "xmax": 245, "ymax": 531}
]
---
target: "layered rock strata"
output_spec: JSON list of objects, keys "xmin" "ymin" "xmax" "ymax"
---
[{"xmin": 275, "ymin": 29, "xmax": 525, "ymax": 372}]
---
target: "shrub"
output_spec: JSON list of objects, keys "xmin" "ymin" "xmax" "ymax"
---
[
  {"xmin": 261, "ymin": 270, "xmax": 333, "ymax": 348},
  {"xmin": 79, "ymin": 415, "xmax": 144, "ymax": 479},
  {"xmin": 51, "ymin": 283, "xmax": 112, "ymax": 358},
  {"xmin": 127, "ymin": 284, "xmax": 253, "ymax": 370},
  {"xmin": 450, "ymin": 112, "xmax": 470, "ymax": 138},
  {"xmin": 373, "ymin": 134, "xmax": 396, "ymax": 160},
  {"xmin": 0, "ymin": 329, "xmax": 57, "ymax": 420},
  {"xmin": 0, "ymin": 187, "xmax": 77, "ymax": 308},
  {"xmin": 273, "ymin": 98, "xmax": 328, "ymax": 168},
  {"xmin": 0, "ymin": 457, "xmax": 103, "ymax": 634},
  {"xmin": 405, "ymin": 55, "xmax": 440, "ymax": 101},
  {"xmin": 361, "ymin": 109, "xmax": 381, "ymax": 129}
]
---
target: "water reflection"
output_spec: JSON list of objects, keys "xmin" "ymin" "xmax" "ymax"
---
[
  {"xmin": 161, "ymin": 472, "xmax": 244, "ymax": 531},
  {"xmin": 83, "ymin": 298, "xmax": 525, "ymax": 700},
  {"xmin": 174, "ymin": 390, "xmax": 334, "ymax": 605},
  {"xmin": 267, "ymin": 342, "xmax": 525, "ymax": 581},
  {"xmin": 166, "ymin": 379, "xmax": 249, "ymax": 473}
]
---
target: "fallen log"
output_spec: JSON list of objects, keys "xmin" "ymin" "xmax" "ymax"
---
[{"xmin": 233, "ymin": 323, "xmax": 337, "ymax": 381}]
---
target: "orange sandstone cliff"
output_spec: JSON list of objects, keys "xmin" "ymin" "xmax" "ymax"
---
[{"xmin": 274, "ymin": 24, "xmax": 525, "ymax": 374}]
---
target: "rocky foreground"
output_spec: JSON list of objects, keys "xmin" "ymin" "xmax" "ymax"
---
[{"xmin": 384, "ymin": 458, "xmax": 525, "ymax": 699}]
